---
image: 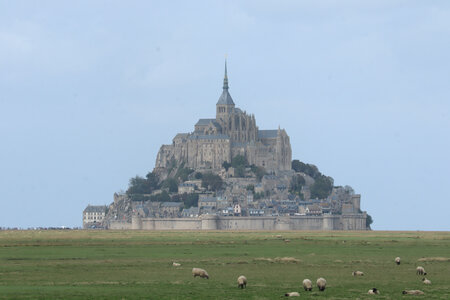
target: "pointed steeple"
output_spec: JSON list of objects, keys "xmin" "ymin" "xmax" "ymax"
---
[
  {"xmin": 223, "ymin": 60, "xmax": 229, "ymax": 90},
  {"xmin": 217, "ymin": 59, "xmax": 235, "ymax": 106}
]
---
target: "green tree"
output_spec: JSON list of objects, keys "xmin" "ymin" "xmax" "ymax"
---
[
  {"xmin": 194, "ymin": 172, "xmax": 203, "ymax": 179},
  {"xmin": 145, "ymin": 172, "xmax": 160, "ymax": 190},
  {"xmin": 201, "ymin": 172, "xmax": 223, "ymax": 191},
  {"xmin": 222, "ymin": 161, "xmax": 231, "ymax": 171},
  {"xmin": 126, "ymin": 176, "xmax": 151, "ymax": 195},
  {"xmin": 250, "ymin": 165, "xmax": 266, "ymax": 181},
  {"xmin": 175, "ymin": 167, "xmax": 194, "ymax": 182},
  {"xmin": 162, "ymin": 178, "xmax": 178, "ymax": 193},
  {"xmin": 234, "ymin": 165, "xmax": 246, "ymax": 177},
  {"xmin": 184, "ymin": 193, "xmax": 199, "ymax": 208},
  {"xmin": 149, "ymin": 190, "xmax": 171, "ymax": 202},
  {"xmin": 231, "ymin": 155, "xmax": 248, "ymax": 168},
  {"xmin": 291, "ymin": 160, "xmax": 320, "ymax": 178},
  {"xmin": 366, "ymin": 214, "xmax": 373, "ymax": 229},
  {"xmin": 246, "ymin": 184, "xmax": 255, "ymax": 193},
  {"xmin": 310, "ymin": 175, "xmax": 334, "ymax": 199},
  {"xmin": 289, "ymin": 174, "xmax": 306, "ymax": 195}
]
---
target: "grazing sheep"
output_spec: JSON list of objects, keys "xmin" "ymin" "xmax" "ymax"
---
[
  {"xmin": 402, "ymin": 290, "xmax": 424, "ymax": 295},
  {"xmin": 368, "ymin": 288, "xmax": 380, "ymax": 295},
  {"xmin": 416, "ymin": 266, "xmax": 427, "ymax": 275},
  {"xmin": 302, "ymin": 279, "xmax": 312, "ymax": 291},
  {"xmin": 422, "ymin": 278, "xmax": 431, "ymax": 285},
  {"xmin": 284, "ymin": 292, "xmax": 300, "ymax": 297},
  {"xmin": 172, "ymin": 262, "xmax": 181, "ymax": 267},
  {"xmin": 395, "ymin": 257, "xmax": 401, "ymax": 265},
  {"xmin": 352, "ymin": 271, "xmax": 364, "ymax": 276},
  {"xmin": 192, "ymin": 268, "xmax": 209, "ymax": 279},
  {"xmin": 316, "ymin": 277, "xmax": 327, "ymax": 291},
  {"xmin": 237, "ymin": 275, "xmax": 247, "ymax": 289}
]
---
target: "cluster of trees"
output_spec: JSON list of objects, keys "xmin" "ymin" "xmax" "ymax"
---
[
  {"xmin": 126, "ymin": 163, "xmax": 195, "ymax": 198},
  {"xmin": 201, "ymin": 172, "xmax": 223, "ymax": 191},
  {"xmin": 289, "ymin": 174, "xmax": 306, "ymax": 198},
  {"xmin": 291, "ymin": 159, "xmax": 334, "ymax": 200},
  {"xmin": 171, "ymin": 193, "xmax": 199, "ymax": 208},
  {"xmin": 126, "ymin": 172, "xmax": 160, "ymax": 196},
  {"xmin": 222, "ymin": 155, "xmax": 266, "ymax": 180}
]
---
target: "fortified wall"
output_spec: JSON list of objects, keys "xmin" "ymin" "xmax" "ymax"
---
[{"xmin": 121, "ymin": 214, "xmax": 367, "ymax": 231}]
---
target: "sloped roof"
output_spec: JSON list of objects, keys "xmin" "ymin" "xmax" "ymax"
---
[
  {"xmin": 188, "ymin": 134, "xmax": 230, "ymax": 140},
  {"xmin": 161, "ymin": 202, "xmax": 183, "ymax": 207},
  {"xmin": 258, "ymin": 130, "xmax": 278, "ymax": 139},
  {"xmin": 217, "ymin": 90, "xmax": 235, "ymax": 105},
  {"xmin": 195, "ymin": 119, "xmax": 216, "ymax": 126},
  {"xmin": 84, "ymin": 205, "xmax": 107, "ymax": 213}
]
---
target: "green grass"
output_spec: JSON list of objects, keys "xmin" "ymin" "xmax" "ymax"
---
[{"xmin": 0, "ymin": 230, "xmax": 449, "ymax": 299}]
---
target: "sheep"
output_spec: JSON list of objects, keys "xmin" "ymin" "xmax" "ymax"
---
[
  {"xmin": 422, "ymin": 278, "xmax": 431, "ymax": 285},
  {"xmin": 402, "ymin": 290, "xmax": 424, "ymax": 295},
  {"xmin": 284, "ymin": 292, "xmax": 300, "ymax": 297},
  {"xmin": 395, "ymin": 257, "xmax": 401, "ymax": 265},
  {"xmin": 192, "ymin": 268, "xmax": 209, "ymax": 279},
  {"xmin": 172, "ymin": 262, "xmax": 181, "ymax": 267},
  {"xmin": 352, "ymin": 271, "xmax": 364, "ymax": 276},
  {"xmin": 237, "ymin": 275, "xmax": 247, "ymax": 289},
  {"xmin": 316, "ymin": 277, "xmax": 327, "ymax": 291},
  {"xmin": 302, "ymin": 279, "xmax": 312, "ymax": 291},
  {"xmin": 416, "ymin": 266, "xmax": 427, "ymax": 275},
  {"xmin": 368, "ymin": 288, "xmax": 380, "ymax": 295}
]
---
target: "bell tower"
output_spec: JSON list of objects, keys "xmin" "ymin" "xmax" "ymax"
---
[{"xmin": 216, "ymin": 60, "xmax": 235, "ymax": 121}]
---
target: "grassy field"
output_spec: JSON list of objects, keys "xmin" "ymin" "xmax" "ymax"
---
[{"xmin": 0, "ymin": 230, "xmax": 449, "ymax": 299}]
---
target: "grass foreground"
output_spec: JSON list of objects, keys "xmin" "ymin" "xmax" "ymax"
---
[{"xmin": 0, "ymin": 230, "xmax": 449, "ymax": 299}]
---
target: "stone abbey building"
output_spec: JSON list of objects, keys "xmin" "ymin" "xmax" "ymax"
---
[{"xmin": 155, "ymin": 63, "xmax": 292, "ymax": 173}]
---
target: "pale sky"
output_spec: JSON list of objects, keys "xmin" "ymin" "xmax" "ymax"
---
[{"xmin": 1, "ymin": 1, "xmax": 449, "ymax": 230}]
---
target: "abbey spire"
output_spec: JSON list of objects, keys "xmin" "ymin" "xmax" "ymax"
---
[
  {"xmin": 223, "ymin": 60, "xmax": 229, "ymax": 90},
  {"xmin": 216, "ymin": 60, "xmax": 235, "ymax": 106}
]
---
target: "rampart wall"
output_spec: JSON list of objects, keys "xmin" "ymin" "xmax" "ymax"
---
[{"xmin": 125, "ymin": 214, "xmax": 367, "ymax": 230}]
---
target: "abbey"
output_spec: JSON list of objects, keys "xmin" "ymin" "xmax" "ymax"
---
[{"xmin": 155, "ymin": 63, "xmax": 292, "ymax": 173}]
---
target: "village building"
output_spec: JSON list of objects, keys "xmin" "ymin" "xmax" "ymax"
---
[{"xmin": 83, "ymin": 205, "xmax": 107, "ymax": 228}]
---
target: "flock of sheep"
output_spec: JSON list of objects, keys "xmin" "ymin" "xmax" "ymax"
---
[{"xmin": 172, "ymin": 255, "xmax": 432, "ymax": 297}]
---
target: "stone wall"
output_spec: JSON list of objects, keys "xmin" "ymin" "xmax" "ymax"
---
[
  {"xmin": 129, "ymin": 214, "xmax": 367, "ymax": 231},
  {"xmin": 109, "ymin": 221, "xmax": 133, "ymax": 230}
]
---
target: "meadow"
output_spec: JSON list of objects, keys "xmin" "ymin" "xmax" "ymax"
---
[{"xmin": 0, "ymin": 230, "xmax": 449, "ymax": 299}]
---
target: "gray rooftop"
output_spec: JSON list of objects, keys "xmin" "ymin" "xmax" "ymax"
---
[
  {"xmin": 161, "ymin": 202, "xmax": 183, "ymax": 207},
  {"xmin": 84, "ymin": 205, "xmax": 107, "ymax": 213},
  {"xmin": 258, "ymin": 130, "xmax": 278, "ymax": 139},
  {"xmin": 217, "ymin": 90, "xmax": 235, "ymax": 105},
  {"xmin": 195, "ymin": 118, "xmax": 216, "ymax": 126},
  {"xmin": 188, "ymin": 134, "xmax": 230, "ymax": 140},
  {"xmin": 182, "ymin": 207, "xmax": 199, "ymax": 213},
  {"xmin": 174, "ymin": 133, "xmax": 189, "ymax": 139},
  {"xmin": 199, "ymin": 197, "xmax": 217, "ymax": 202}
]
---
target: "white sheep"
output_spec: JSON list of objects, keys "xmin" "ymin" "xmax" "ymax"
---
[
  {"xmin": 368, "ymin": 288, "xmax": 380, "ymax": 295},
  {"xmin": 422, "ymin": 278, "xmax": 431, "ymax": 285},
  {"xmin": 302, "ymin": 279, "xmax": 312, "ymax": 291},
  {"xmin": 284, "ymin": 292, "xmax": 300, "ymax": 297},
  {"xmin": 316, "ymin": 277, "xmax": 327, "ymax": 291},
  {"xmin": 395, "ymin": 257, "xmax": 401, "ymax": 265},
  {"xmin": 416, "ymin": 266, "xmax": 427, "ymax": 275},
  {"xmin": 352, "ymin": 271, "xmax": 364, "ymax": 276},
  {"xmin": 237, "ymin": 275, "xmax": 247, "ymax": 289},
  {"xmin": 402, "ymin": 290, "xmax": 424, "ymax": 295},
  {"xmin": 172, "ymin": 262, "xmax": 181, "ymax": 267},
  {"xmin": 192, "ymin": 267, "xmax": 209, "ymax": 279}
]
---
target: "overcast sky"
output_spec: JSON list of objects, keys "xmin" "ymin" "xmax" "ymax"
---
[{"xmin": 1, "ymin": 1, "xmax": 449, "ymax": 230}]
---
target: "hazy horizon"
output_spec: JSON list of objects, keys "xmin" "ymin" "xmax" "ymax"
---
[{"xmin": 1, "ymin": 1, "xmax": 449, "ymax": 230}]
